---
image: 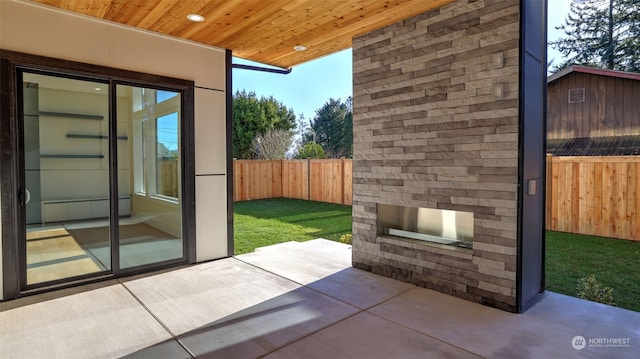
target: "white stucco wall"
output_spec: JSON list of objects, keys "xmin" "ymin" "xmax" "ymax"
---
[{"xmin": 0, "ymin": 0, "xmax": 229, "ymax": 299}]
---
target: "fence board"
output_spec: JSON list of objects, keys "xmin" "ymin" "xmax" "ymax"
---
[
  {"xmin": 282, "ymin": 160, "xmax": 309, "ymax": 200},
  {"xmin": 546, "ymin": 156, "xmax": 640, "ymax": 241},
  {"xmin": 343, "ymin": 159, "xmax": 353, "ymax": 205},
  {"xmin": 572, "ymin": 162, "xmax": 580, "ymax": 234},
  {"xmin": 233, "ymin": 160, "xmax": 282, "ymax": 201},
  {"xmin": 550, "ymin": 159, "xmax": 559, "ymax": 230},
  {"xmin": 617, "ymin": 163, "xmax": 628, "ymax": 238},
  {"xmin": 546, "ymin": 155, "xmax": 553, "ymax": 228},
  {"xmin": 158, "ymin": 159, "xmax": 179, "ymax": 198},
  {"xmin": 628, "ymin": 163, "xmax": 637, "ymax": 239},
  {"xmin": 578, "ymin": 162, "xmax": 587, "ymax": 234},
  {"xmin": 310, "ymin": 160, "xmax": 344, "ymax": 204},
  {"xmin": 583, "ymin": 162, "xmax": 594, "ymax": 235},
  {"xmin": 234, "ymin": 159, "xmax": 352, "ymax": 205},
  {"xmin": 636, "ymin": 163, "xmax": 640, "ymax": 239},
  {"xmin": 593, "ymin": 161, "xmax": 603, "ymax": 237},
  {"xmin": 602, "ymin": 161, "xmax": 612, "ymax": 237}
]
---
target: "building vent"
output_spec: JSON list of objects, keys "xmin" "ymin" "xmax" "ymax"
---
[{"xmin": 568, "ymin": 88, "xmax": 585, "ymax": 103}]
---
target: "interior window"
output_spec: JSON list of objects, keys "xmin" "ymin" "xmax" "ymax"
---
[
  {"xmin": 156, "ymin": 90, "xmax": 178, "ymax": 103},
  {"xmin": 156, "ymin": 112, "xmax": 179, "ymax": 198},
  {"xmin": 132, "ymin": 88, "xmax": 181, "ymax": 200}
]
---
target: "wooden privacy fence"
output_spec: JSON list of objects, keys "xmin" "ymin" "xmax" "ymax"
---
[
  {"xmin": 158, "ymin": 159, "xmax": 179, "ymax": 198},
  {"xmin": 546, "ymin": 155, "xmax": 640, "ymax": 241},
  {"xmin": 234, "ymin": 159, "xmax": 352, "ymax": 205},
  {"xmin": 235, "ymin": 156, "xmax": 640, "ymax": 240}
]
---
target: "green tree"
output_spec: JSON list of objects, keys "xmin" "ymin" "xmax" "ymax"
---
[
  {"xmin": 342, "ymin": 97, "xmax": 353, "ymax": 158},
  {"xmin": 305, "ymin": 97, "xmax": 353, "ymax": 158},
  {"xmin": 232, "ymin": 90, "xmax": 296, "ymax": 159},
  {"xmin": 550, "ymin": 0, "xmax": 640, "ymax": 72},
  {"xmin": 294, "ymin": 142, "xmax": 326, "ymax": 159}
]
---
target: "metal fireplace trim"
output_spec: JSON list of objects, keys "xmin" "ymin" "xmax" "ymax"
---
[{"xmin": 377, "ymin": 204, "xmax": 473, "ymax": 249}]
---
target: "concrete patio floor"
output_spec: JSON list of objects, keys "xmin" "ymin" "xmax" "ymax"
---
[{"xmin": 1, "ymin": 238, "xmax": 639, "ymax": 358}]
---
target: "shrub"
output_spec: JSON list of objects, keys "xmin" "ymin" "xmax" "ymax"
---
[
  {"xmin": 339, "ymin": 233, "xmax": 352, "ymax": 244},
  {"xmin": 576, "ymin": 274, "xmax": 616, "ymax": 306},
  {"xmin": 294, "ymin": 142, "xmax": 326, "ymax": 159}
]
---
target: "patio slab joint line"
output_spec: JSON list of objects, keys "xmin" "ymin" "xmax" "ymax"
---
[
  {"xmin": 233, "ymin": 256, "xmax": 309, "ymax": 287},
  {"xmin": 365, "ymin": 308, "xmax": 485, "ymax": 358},
  {"xmin": 234, "ymin": 256, "xmax": 483, "ymax": 358},
  {"xmin": 256, "ymin": 310, "xmax": 366, "ymax": 359},
  {"xmin": 233, "ymin": 256, "xmax": 372, "ymax": 309},
  {"xmin": 117, "ymin": 279, "xmax": 196, "ymax": 359},
  {"xmin": 356, "ymin": 284, "xmax": 417, "ymax": 311},
  {"xmin": 235, "ymin": 256, "xmax": 419, "ymax": 312}
]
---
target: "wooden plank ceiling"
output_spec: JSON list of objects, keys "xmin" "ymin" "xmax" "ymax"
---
[{"xmin": 31, "ymin": 0, "xmax": 455, "ymax": 68}]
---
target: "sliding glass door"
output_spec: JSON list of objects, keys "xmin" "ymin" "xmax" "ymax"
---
[
  {"xmin": 22, "ymin": 72, "xmax": 111, "ymax": 285},
  {"xmin": 117, "ymin": 84, "xmax": 183, "ymax": 269},
  {"xmin": 18, "ymin": 70, "xmax": 186, "ymax": 289}
]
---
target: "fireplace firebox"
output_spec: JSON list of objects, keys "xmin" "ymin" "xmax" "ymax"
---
[{"xmin": 377, "ymin": 204, "xmax": 473, "ymax": 249}]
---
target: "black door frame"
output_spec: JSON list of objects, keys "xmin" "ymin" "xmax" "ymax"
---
[
  {"xmin": 1, "ymin": 50, "xmax": 196, "ymax": 299},
  {"xmin": 516, "ymin": 0, "xmax": 548, "ymax": 313},
  {"xmin": 16, "ymin": 67, "xmax": 113, "ymax": 291}
]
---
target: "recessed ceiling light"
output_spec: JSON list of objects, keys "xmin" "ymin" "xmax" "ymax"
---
[
  {"xmin": 293, "ymin": 45, "xmax": 307, "ymax": 51},
  {"xmin": 187, "ymin": 14, "xmax": 205, "ymax": 22},
  {"xmin": 94, "ymin": 87, "xmax": 102, "ymax": 91}
]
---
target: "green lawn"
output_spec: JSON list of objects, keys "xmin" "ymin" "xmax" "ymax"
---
[
  {"xmin": 233, "ymin": 198, "xmax": 352, "ymax": 255},
  {"xmin": 233, "ymin": 200, "xmax": 640, "ymax": 312},
  {"xmin": 546, "ymin": 231, "xmax": 640, "ymax": 312}
]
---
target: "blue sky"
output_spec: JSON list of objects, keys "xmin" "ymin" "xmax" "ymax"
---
[
  {"xmin": 548, "ymin": 0, "xmax": 573, "ymax": 70},
  {"xmin": 232, "ymin": 49, "xmax": 353, "ymax": 122}
]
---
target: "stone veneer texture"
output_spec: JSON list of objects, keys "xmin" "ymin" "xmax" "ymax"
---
[{"xmin": 351, "ymin": 0, "xmax": 520, "ymax": 312}]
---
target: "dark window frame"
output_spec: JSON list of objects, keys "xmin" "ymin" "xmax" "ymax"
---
[{"xmin": 1, "ymin": 50, "xmax": 196, "ymax": 299}]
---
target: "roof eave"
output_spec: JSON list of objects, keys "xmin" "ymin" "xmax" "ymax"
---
[{"xmin": 548, "ymin": 64, "xmax": 640, "ymax": 83}]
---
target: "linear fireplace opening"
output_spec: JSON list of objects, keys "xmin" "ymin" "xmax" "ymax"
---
[{"xmin": 377, "ymin": 204, "xmax": 473, "ymax": 249}]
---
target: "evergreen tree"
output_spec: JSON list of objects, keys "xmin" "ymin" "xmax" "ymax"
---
[
  {"xmin": 305, "ymin": 98, "xmax": 353, "ymax": 158},
  {"xmin": 550, "ymin": 0, "xmax": 640, "ymax": 72},
  {"xmin": 342, "ymin": 97, "xmax": 353, "ymax": 158}
]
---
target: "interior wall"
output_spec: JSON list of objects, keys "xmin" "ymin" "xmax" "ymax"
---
[
  {"xmin": 351, "ymin": 0, "xmax": 521, "ymax": 311},
  {"xmin": 34, "ymin": 86, "xmax": 132, "ymax": 224},
  {"xmin": 37, "ymin": 88, "xmax": 117, "ymax": 199},
  {"xmin": 0, "ymin": 0, "xmax": 229, "ymax": 299}
]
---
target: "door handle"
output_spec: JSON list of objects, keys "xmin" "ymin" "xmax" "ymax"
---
[{"xmin": 24, "ymin": 188, "xmax": 31, "ymax": 204}]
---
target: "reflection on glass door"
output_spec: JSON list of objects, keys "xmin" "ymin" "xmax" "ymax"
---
[
  {"xmin": 22, "ymin": 72, "xmax": 111, "ymax": 285},
  {"xmin": 117, "ymin": 85, "xmax": 183, "ymax": 268}
]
